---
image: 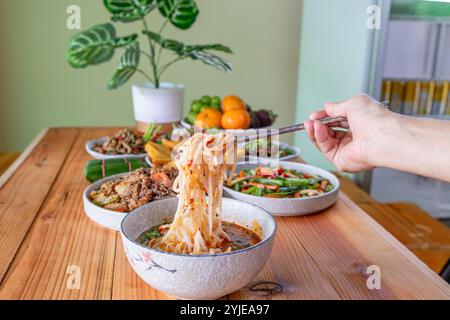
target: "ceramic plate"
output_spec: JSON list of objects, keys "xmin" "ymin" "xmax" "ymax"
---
[
  {"xmin": 83, "ymin": 173, "xmax": 129, "ymax": 231},
  {"xmin": 238, "ymin": 142, "xmax": 301, "ymax": 162},
  {"xmin": 224, "ymin": 160, "xmax": 340, "ymax": 216}
]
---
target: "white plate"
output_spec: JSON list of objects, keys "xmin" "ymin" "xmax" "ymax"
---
[
  {"xmin": 85, "ymin": 137, "xmax": 146, "ymax": 160},
  {"xmin": 239, "ymin": 142, "xmax": 301, "ymax": 162},
  {"xmin": 83, "ymin": 173, "xmax": 129, "ymax": 231},
  {"xmin": 224, "ymin": 161, "xmax": 340, "ymax": 216},
  {"xmin": 144, "ymin": 156, "xmax": 153, "ymax": 167}
]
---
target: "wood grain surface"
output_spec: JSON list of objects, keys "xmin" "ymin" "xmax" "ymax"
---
[{"xmin": 0, "ymin": 128, "xmax": 449, "ymax": 300}]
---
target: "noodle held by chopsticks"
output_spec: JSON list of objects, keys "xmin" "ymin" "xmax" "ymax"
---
[{"xmin": 149, "ymin": 132, "xmax": 236, "ymax": 254}]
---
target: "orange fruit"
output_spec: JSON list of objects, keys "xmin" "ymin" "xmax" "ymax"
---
[
  {"xmin": 195, "ymin": 108, "xmax": 223, "ymax": 129},
  {"xmin": 221, "ymin": 95, "xmax": 246, "ymax": 113},
  {"xmin": 221, "ymin": 109, "xmax": 251, "ymax": 129}
]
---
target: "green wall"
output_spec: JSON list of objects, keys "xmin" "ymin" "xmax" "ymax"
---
[
  {"xmin": 295, "ymin": 0, "xmax": 375, "ymax": 169},
  {"xmin": 0, "ymin": 0, "xmax": 301, "ymax": 151}
]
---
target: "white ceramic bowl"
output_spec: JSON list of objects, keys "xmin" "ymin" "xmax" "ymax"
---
[
  {"xmin": 83, "ymin": 173, "xmax": 129, "ymax": 231},
  {"xmin": 120, "ymin": 197, "xmax": 276, "ymax": 300},
  {"xmin": 224, "ymin": 160, "xmax": 340, "ymax": 216},
  {"xmin": 85, "ymin": 137, "xmax": 146, "ymax": 160},
  {"xmin": 239, "ymin": 142, "xmax": 301, "ymax": 162}
]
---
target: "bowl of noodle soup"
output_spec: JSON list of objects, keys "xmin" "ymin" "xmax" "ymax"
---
[
  {"xmin": 120, "ymin": 132, "xmax": 276, "ymax": 299},
  {"xmin": 121, "ymin": 197, "xmax": 276, "ymax": 300}
]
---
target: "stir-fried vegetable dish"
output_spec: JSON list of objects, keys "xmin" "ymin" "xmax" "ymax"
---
[
  {"xmin": 243, "ymin": 140, "xmax": 295, "ymax": 158},
  {"xmin": 226, "ymin": 166, "xmax": 334, "ymax": 198}
]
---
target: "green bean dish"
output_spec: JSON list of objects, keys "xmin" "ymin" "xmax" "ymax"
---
[{"xmin": 226, "ymin": 166, "xmax": 334, "ymax": 198}]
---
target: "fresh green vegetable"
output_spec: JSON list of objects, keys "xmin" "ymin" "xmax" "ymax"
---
[
  {"xmin": 243, "ymin": 186, "xmax": 257, "ymax": 194},
  {"xmin": 84, "ymin": 158, "xmax": 148, "ymax": 182},
  {"xmin": 228, "ymin": 166, "xmax": 333, "ymax": 198},
  {"xmin": 145, "ymin": 229, "xmax": 161, "ymax": 239},
  {"xmin": 143, "ymin": 123, "xmax": 162, "ymax": 142},
  {"xmin": 284, "ymin": 178, "xmax": 310, "ymax": 187},
  {"xmin": 254, "ymin": 187, "xmax": 263, "ymax": 197},
  {"xmin": 255, "ymin": 178, "xmax": 284, "ymax": 187},
  {"xmin": 137, "ymin": 226, "xmax": 163, "ymax": 244},
  {"xmin": 92, "ymin": 194, "xmax": 120, "ymax": 206}
]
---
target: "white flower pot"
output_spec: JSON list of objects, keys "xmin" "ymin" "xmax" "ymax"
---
[{"xmin": 132, "ymin": 82, "xmax": 184, "ymax": 124}]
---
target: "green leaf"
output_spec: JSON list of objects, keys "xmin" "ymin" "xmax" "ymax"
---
[
  {"xmin": 162, "ymin": 39, "xmax": 184, "ymax": 51},
  {"xmin": 108, "ymin": 42, "xmax": 141, "ymax": 90},
  {"xmin": 113, "ymin": 34, "xmax": 139, "ymax": 47},
  {"xmin": 143, "ymin": 30, "xmax": 164, "ymax": 45},
  {"xmin": 68, "ymin": 23, "xmax": 118, "ymax": 68},
  {"xmin": 184, "ymin": 44, "xmax": 233, "ymax": 54},
  {"xmin": 104, "ymin": 0, "xmax": 156, "ymax": 22},
  {"xmin": 157, "ymin": 0, "xmax": 199, "ymax": 30},
  {"xmin": 186, "ymin": 50, "xmax": 232, "ymax": 73},
  {"xmin": 143, "ymin": 31, "xmax": 184, "ymax": 51},
  {"xmin": 142, "ymin": 30, "xmax": 233, "ymax": 74}
]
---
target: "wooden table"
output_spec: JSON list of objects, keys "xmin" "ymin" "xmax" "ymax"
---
[{"xmin": 0, "ymin": 128, "xmax": 449, "ymax": 300}]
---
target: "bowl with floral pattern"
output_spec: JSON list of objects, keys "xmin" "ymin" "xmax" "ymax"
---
[{"xmin": 120, "ymin": 197, "xmax": 276, "ymax": 300}]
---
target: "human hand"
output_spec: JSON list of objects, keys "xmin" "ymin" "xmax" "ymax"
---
[{"xmin": 304, "ymin": 94, "xmax": 391, "ymax": 172}]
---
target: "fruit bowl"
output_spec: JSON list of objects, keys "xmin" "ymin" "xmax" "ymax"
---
[
  {"xmin": 180, "ymin": 119, "xmax": 274, "ymax": 136},
  {"xmin": 184, "ymin": 95, "xmax": 277, "ymax": 133}
]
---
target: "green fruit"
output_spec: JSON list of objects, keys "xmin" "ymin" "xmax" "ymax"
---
[
  {"xmin": 199, "ymin": 105, "xmax": 210, "ymax": 112},
  {"xmin": 186, "ymin": 111, "xmax": 198, "ymax": 125},
  {"xmin": 211, "ymin": 104, "xmax": 221, "ymax": 111},
  {"xmin": 211, "ymin": 96, "xmax": 221, "ymax": 107},
  {"xmin": 191, "ymin": 100, "xmax": 203, "ymax": 113},
  {"xmin": 200, "ymin": 95, "xmax": 211, "ymax": 105}
]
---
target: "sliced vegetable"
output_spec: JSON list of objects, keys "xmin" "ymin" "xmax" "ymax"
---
[
  {"xmin": 228, "ymin": 166, "xmax": 333, "ymax": 199},
  {"xmin": 243, "ymin": 186, "xmax": 257, "ymax": 194},
  {"xmin": 254, "ymin": 187, "xmax": 263, "ymax": 197}
]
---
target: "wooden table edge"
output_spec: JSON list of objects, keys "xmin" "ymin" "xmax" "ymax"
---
[
  {"xmin": 0, "ymin": 128, "xmax": 50, "ymax": 189},
  {"xmin": 339, "ymin": 193, "xmax": 450, "ymax": 295}
]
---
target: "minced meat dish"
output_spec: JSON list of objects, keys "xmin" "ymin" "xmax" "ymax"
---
[
  {"xmin": 89, "ymin": 167, "xmax": 178, "ymax": 212},
  {"xmin": 94, "ymin": 128, "xmax": 146, "ymax": 155}
]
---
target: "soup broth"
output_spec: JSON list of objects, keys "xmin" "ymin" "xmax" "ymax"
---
[{"xmin": 138, "ymin": 220, "xmax": 261, "ymax": 253}]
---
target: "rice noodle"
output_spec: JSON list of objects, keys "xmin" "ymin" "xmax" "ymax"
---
[{"xmin": 148, "ymin": 132, "xmax": 236, "ymax": 254}]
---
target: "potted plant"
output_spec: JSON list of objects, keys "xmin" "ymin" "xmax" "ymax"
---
[{"xmin": 67, "ymin": 0, "xmax": 232, "ymax": 132}]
